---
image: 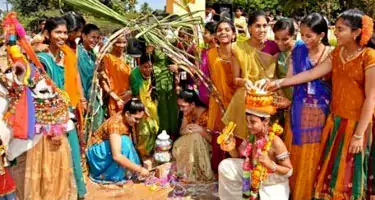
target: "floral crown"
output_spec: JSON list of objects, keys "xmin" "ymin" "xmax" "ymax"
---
[
  {"xmin": 360, "ymin": 15, "xmax": 374, "ymax": 46},
  {"xmin": 245, "ymin": 88, "xmax": 290, "ymax": 118}
]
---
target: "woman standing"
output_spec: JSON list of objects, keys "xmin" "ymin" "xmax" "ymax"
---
[
  {"xmin": 267, "ymin": 9, "xmax": 375, "ymax": 199},
  {"xmin": 273, "ymin": 18, "xmax": 296, "ymax": 100},
  {"xmin": 284, "ymin": 13, "xmax": 332, "ymax": 200},
  {"xmin": 101, "ymin": 33, "xmax": 132, "ymax": 116},
  {"xmin": 38, "ymin": 17, "xmax": 87, "ymax": 198},
  {"xmin": 63, "ymin": 12, "xmax": 86, "ymax": 51},
  {"xmin": 223, "ymin": 10, "xmax": 279, "ymax": 140},
  {"xmin": 206, "ymin": 20, "xmax": 237, "ymax": 172},
  {"xmin": 78, "ymin": 23, "xmax": 105, "ymax": 133},
  {"xmin": 199, "ymin": 21, "xmax": 217, "ymax": 106}
]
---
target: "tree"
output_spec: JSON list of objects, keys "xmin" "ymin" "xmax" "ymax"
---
[{"xmin": 140, "ymin": 2, "xmax": 152, "ymax": 14}]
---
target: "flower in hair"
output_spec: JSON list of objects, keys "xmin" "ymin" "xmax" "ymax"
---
[{"xmin": 360, "ymin": 15, "xmax": 374, "ymax": 46}]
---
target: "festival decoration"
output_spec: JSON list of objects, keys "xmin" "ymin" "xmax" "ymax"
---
[
  {"xmin": 240, "ymin": 123, "xmax": 284, "ymax": 200},
  {"xmin": 240, "ymin": 85, "xmax": 289, "ymax": 199},
  {"xmin": 153, "ymin": 130, "xmax": 173, "ymax": 163},
  {"xmin": 217, "ymin": 121, "xmax": 237, "ymax": 152},
  {"xmin": 1, "ymin": 12, "xmax": 71, "ymax": 140}
]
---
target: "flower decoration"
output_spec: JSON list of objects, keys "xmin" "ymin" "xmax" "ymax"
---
[
  {"xmin": 242, "ymin": 122, "xmax": 281, "ymax": 199},
  {"xmin": 360, "ymin": 15, "xmax": 374, "ymax": 47}
]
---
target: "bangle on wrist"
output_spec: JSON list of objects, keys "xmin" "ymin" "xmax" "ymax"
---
[
  {"xmin": 353, "ymin": 134, "xmax": 363, "ymax": 139},
  {"xmin": 276, "ymin": 79, "xmax": 282, "ymax": 89},
  {"xmin": 271, "ymin": 161, "xmax": 277, "ymax": 172}
]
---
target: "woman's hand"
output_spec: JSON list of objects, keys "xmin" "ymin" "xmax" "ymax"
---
[
  {"xmin": 50, "ymin": 135, "xmax": 62, "ymax": 146},
  {"xmin": 265, "ymin": 79, "xmax": 284, "ymax": 92},
  {"xmin": 185, "ymin": 124, "xmax": 204, "ymax": 135},
  {"xmin": 349, "ymin": 135, "xmax": 364, "ymax": 154},
  {"xmin": 116, "ymin": 100, "xmax": 125, "ymax": 110},
  {"xmin": 120, "ymin": 91, "xmax": 132, "ymax": 103},
  {"xmin": 244, "ymin": 80, "xmax": 254, "ymax": 90},
  {"xmin": 258, "ymin": 153, "xmax": 274, "ymax": 169},
  {"xmin": 168, "ymin": 64, "xmax": 178, "ymax": 73},
  {"xmin": 33, "ymin": 43, "xmax": 49, "ymax": 53},
  {"xmin": 139, "ymin": 167, "xmax": 150, "ymax": 177}
]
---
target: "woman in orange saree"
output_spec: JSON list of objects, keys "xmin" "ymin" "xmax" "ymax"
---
[
  {"xmin": 207, "ymin": 20, "xmax": 237, "ymax": 172},
  {"xmin": 101, "ymin": 34, "xmax": 132, "ymax": 116}
]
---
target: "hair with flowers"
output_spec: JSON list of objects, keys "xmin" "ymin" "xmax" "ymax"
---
[
  {"xmin": 360, "ymin": 15, "xmax": 374, "ymax": 46},
  {"xmin": 337, "ymin": 9, "xmax": 375, "ymax": 47}
]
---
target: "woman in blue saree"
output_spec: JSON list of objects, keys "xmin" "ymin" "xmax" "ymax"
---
[{"xmin": 86, "ymin": 98, "xmax": 149, "ymax": 184}]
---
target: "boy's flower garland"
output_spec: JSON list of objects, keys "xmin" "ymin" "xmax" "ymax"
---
[{"xmin": 240, "ymin": 123, "xmax": 283, "ymax": 200}]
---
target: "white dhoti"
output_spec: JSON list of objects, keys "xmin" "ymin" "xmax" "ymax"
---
[{"xmin": 218, "ymin": 158, "xmax": 290, "ymax": 200}]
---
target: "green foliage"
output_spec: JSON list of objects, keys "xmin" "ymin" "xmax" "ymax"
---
[{"xmin": 140, "ymin": 2, "xmax": 152, "ymax": 14}]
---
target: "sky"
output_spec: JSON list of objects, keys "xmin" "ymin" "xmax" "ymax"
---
[
  {"xmin": 0, "ymin": 1, "xmax": 12, "ymax": 12},
  {"xmin": 136, "ymin": 0, "xmax": 166, "ymax": 11},
  {"xmin": 0, "ymin": 1, "xmax": 163, "ymax": 12},
  {"xmin": 0, "ymin": 0, "xmax": 167, "ymax": 11}
]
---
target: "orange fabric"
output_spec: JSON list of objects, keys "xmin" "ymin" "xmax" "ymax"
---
[
  {"xmin": 88, "ymin": 113, "xmax": 130, "ymax": 146},
  {"xmin": 207, "ymin": 48, "xmax": 235, "ymax": 131},
  {"xmin": 60, "ymin": 44, "xmax": 83, "ymax": 108},
  {"xmin": 103, "ymin": 54, "xmax": 131, "ymax": 116},
  {"xmin": 331, "ymin": 47, "xmax": 375, "ymax": 121},
  {"xmin": 284, "ymin": 112, "xmax": 325, "ymax": 200}
]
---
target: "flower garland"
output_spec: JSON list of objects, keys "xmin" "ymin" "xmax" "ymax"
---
[
  {"xmin": 360, "ymin": 15, "xmax": 373, "ymax": 47},
  {"xmin": 241, "ymin": 123, "xmax": 283, "ymax": 200}
]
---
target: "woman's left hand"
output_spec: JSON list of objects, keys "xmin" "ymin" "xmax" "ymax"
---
[
  {"xmin": 50, "ymin": 135, "xmax": 62, "ymax": 146},
  {"xmin": 258, "ymin": 153, "xmax": 273, "ymax": 169},
  {"xmin": 349, "ymin": 136, "xmax": 364, "ymax": 154}
]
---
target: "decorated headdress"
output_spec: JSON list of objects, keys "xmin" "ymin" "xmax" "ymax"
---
[{"xmin": 245, "ymin": 87, "xmax": 290, "ymax": 118}]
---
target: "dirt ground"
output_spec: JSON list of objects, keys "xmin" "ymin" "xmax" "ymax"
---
[{"xmin": 85, "ymin": 180, "xmax": 172, "ymax": 200}]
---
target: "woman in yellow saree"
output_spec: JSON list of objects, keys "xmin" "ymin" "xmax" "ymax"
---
[{"xmin": 223, "ymin": 11, "xmax": 279, "ymax": 140}]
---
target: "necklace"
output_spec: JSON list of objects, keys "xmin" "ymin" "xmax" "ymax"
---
[
  {"xmin": 48, "ymin": 49, "xmax": 64, "ymax": 66},
  {"xmin": 80, "ymin": 45, "xmax": 95, "ymax": 66},
  {"xmin": 310, "ymin": 45, "xmax": 327, "ymax": 67},
  {"xmin": 248, "ymin": 39, "xmax": 265, "ymax": 51},
  {"xmin": 343, "ymin": 46, "xmax": 363, "ymax": 61},
  {"xmin": 217, "ymin": 47, "xmax": 232, "ymax": 63}
]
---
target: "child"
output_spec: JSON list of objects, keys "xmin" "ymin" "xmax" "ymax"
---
[{"xmin": 219, "ymin": 89, "xmax": 292, "ymax": 200}]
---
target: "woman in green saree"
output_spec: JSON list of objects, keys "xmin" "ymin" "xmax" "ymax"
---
[
  {"xmin": 78, "ymin": 23, "xmax": 105, "ymax": 133},
  {"xmin": 37, "ymin": 17, "xmax": 87, "ymax": 198},
  {"xmin": 130, "ymin": 53, "xmax": 159, "ymax": 159}
]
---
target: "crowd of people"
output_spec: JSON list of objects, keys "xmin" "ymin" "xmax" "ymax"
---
[{"xmin": 1, "ymin": 5, "xmax": 375, "ymax": 200}]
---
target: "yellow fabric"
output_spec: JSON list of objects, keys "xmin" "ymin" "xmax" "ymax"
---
[
  {"xmin": 207, "ymin": 48, "xmax": 235, "ymax": 131},
  {"xmin": 172, "ymin": 110, "xmax": 213, "ymax": 182},
  {"xmin": 223, "ymin": 41, "xmax": 276, "ymax": 139},
  {"xmin": 234, "ymin": 16, "xmax": 248, "ymax": 38},
  {"xmin": 139, "ymin": 79, "xmax": 158, "ymax": 123},
  {"xmin": 24, "ymin": 136, "xmax": 77, "ymax": 200},
  {"xmin": 103, "ymin": 54, "xmax": 131, "ymax": 116},
  {"xmin": 60, "ymin": 44, "xmax": 83, "ymax": 108}
]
